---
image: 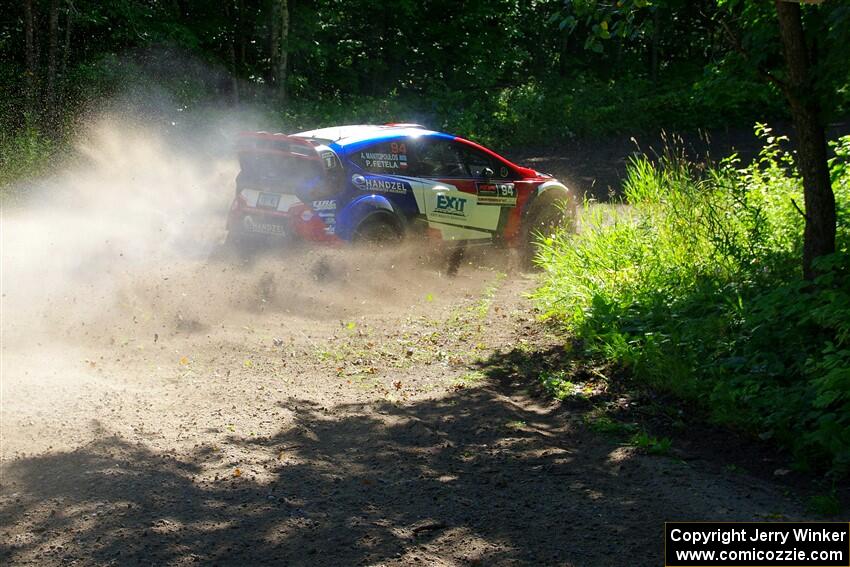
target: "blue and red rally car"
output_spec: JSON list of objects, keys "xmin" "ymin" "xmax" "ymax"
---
[{"xmin": 226, "ymin": 124, "xmax": 574, "ymax": 257}]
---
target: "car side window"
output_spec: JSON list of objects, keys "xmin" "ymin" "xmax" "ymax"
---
[
  {"xmin": 351, "ymin": 141, "xmax": 411, "ymax": 174},
  {"xmin": 412, "ymin": 139, "xmax": 466, "ymax": 178},
  {"xmin": 457, "ymin": 145, "xmax": 507, "ymax": 179}
]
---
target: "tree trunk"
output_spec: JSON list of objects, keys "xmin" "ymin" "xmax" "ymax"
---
[
  {"xmin": 268, "ymin": 0, "xmax": 289, "ymax": 99},
  {"xmin": 277, "ymin": 0, "xmax": 289, "ymax": 100},
  {"xmin": 45, "ymin": 0, "xmax": 60, "ymax": 133},
  {"xmin": 558, "ymin": 34, "xmax": 568, "ymax": 77},
  {"xmin": 237, "ymin": 0, "xmax": 247, "ymax": 99},
  {"xmin": 269, "ymin": 1, "xmax": 279, "ymax": 88},
  {"xmin": 226, "ymin": 0, "xmax": 239, "ymax": 104},
  {"xmin": 23, "ymin": 0, "xmax": 38, "ymax": 122},
  {"xmin": 650, "ymin": 7, "xmax": 660, "ymax": 83},
  {"xmin": 61, "ymin": 1, "xmax": 73, "ymax": 85},
  {"xmin": 775, "ymin": 0, "xmax": 835, "ymax": 280}
]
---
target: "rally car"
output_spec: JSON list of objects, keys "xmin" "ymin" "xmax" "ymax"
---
[{"xmin": 226, "ymin": 124, "xmax": 574, "ymax": 258}]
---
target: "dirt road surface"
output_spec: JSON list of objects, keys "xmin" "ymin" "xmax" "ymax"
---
[{"xmin": 1, "ymin": 242, "xmax": 809, "ymax": 566}]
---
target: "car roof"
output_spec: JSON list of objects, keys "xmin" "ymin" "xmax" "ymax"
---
[{"xmin": 292, "ymin": 124, "xmax": 442, "ymax": 147}]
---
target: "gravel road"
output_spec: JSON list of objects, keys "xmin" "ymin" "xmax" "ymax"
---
[{"xmin": 1, "ymin": 242, "xmax": 809, "ymax": 566}]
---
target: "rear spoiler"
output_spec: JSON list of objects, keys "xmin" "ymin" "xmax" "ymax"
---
[
  {"xmin": 236, "ymin": 131, "xmax": 320, "ymax": 158},
  {"xmin": 236, "ymin": 132, "xmax": 343, "ymax": 184},
  {"xmin": 384, "ymin": 122, "xmax": 425, "ymax": 129}
]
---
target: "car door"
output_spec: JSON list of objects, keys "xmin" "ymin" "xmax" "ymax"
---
[
  {"xmin": 347, "ymin": 138, "xmax": 421, "ymax": 216},
  {"xmin": 410, "ymin": 138, "xmax": 502, "ymax": 241}
]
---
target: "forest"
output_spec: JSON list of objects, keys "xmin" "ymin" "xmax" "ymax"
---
[
  {"xmin": 1, "ymin": 1, "xmax": 850, "ymax": 563},
  {"xmin": 4, "ymin": 1, "xmax": 847, "ymax": 149}
]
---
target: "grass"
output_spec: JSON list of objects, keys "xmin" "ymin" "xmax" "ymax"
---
[
  {"xmin": 583, "ymin": 413, "xmax": 638, "ymax": 436},
  {"xmin": 630, "ymin": 432, "xmax": 673, "ymax": 456},
  {"xmin": 538, "ymin": 370, "xmax": 581, "ymax": 401},
  {"xmin": 808, "ymin": 490, "xmax": 842, "ymax": 517},
  {"xmin": 473, "ymin": 273, "xmax": 507, "ymax": 319},
  {"xmin": 451, "ymin": 371, "xmax": 486, "ymax": 389},
  {"xmin": 534, "ymin": 125, "xmax": 850, "ymax": 476}
]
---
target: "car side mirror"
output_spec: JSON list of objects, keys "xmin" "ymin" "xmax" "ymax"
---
[{"xmin": 481, "ymin": 167, "xmax": 494, "ymax": 178}]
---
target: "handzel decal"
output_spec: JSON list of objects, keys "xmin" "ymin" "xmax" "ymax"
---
[
  {"xmin": 359, "ymin": 177, "xmax": 410, "ymax": 194},
  {"xmin": 434, "ymin": 194, "xmax": 468, "ymax": 217},
  {"xmin": 243, "ymin": 216, "xmax": 285, "ymax": 235},
  {"xmin": 476, "ymin": 182, "xmax": 517, "ymax": 206}
]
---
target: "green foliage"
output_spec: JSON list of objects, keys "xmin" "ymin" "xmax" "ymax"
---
[
  {"xmin": 266, "ymin": 69, "xmax": 781, "ymax": 152},
  {"xmin": 535, "ymin": 127, "xmax": 850, "ymax": 475},
  {"xmin": 556, "ymin": 0, "xmax": 850, "ymax": 123},
  {"xmin": 473, "ymin": 73, "xmax": 775, "ymax": 145},
  {"xmin": 584, "ymin": 414, "xmax": 638, "ymax": 436},
  {"xmin": 539, "ymin": 370, "xmax": 580, "ymax": 400},
  {"xmin": 0, "ymin": 128, "xmax": 58, "ymax": 190},
  {"xmin": 807, "ymin": 489, "xmax": 841, "ymax": 517},
  {"xmin": 552, "ymin": 0, "xmax": 655, "ymax": 54},
  {"xmin": 6, "ymin": 0, "xmax": 837, "ymax": 157},
  {"xmin": 630, "ymin": 431, "xmax": 673, "ymax": 455}
]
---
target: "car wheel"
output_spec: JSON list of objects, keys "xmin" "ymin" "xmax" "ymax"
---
[
  {"xmin": 353, "ymin": 216, "xmax": 402, "ymax": 248},
  {"xmin": 224, "ymin": 230, "xmax": 268, "ymax": 258},
  {"xmin": 521, "ymin": 188, "xmax": 575, "ymax": 267}
]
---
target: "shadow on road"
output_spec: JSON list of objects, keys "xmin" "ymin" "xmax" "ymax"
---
[{"xmin": 1, "ymin": 345, "xmax": 800, "ymax": 566}]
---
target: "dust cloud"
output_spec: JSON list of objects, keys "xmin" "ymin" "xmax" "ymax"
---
[
  {"xmin": 0, "ymin": 115, "xmax": 495, "ymax": 456},
  {"xmin": 1, "ymin": 116, "xmax": 243, "ymax": 450},
  {"xmin": 2, "ymin": 118, "xmax": 246, "ymax": 363}
]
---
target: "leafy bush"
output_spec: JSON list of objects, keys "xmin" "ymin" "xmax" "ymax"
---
[
  {"xmin": 630, "ymin": 432, "xmax": 673, "ymax": 456},
  {"xmin": 534, "ymin": 126, "xmax": 850, "ymax": 475},
  {"xmin": 539, "ymin": 370, "xmax": 581, "ymax": 400}
]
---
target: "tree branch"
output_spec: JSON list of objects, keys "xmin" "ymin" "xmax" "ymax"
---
[
  {"xmin": 718, "ymin": 17, "xmax": 789, "ymax": 93},
  {"xmin": 791, "ymin": 198, "xmax": 809, "ymax": 222}
]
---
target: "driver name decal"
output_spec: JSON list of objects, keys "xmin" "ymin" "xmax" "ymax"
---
[{"xmin": 360, "ymin": 143, "xmax": 408, "ymax": 171}]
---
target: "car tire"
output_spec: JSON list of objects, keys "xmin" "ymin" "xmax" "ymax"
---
[
  {"xmin": 353, "ymin": 215, "xmax": 403, "ymax": 248},
  {"xmin": 521, "ymin": 188, "xmax": 575, "ymax": 268},
  {"xmin": 224, "ymin": 230, "xmax": 269, "ymax": 258}
]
